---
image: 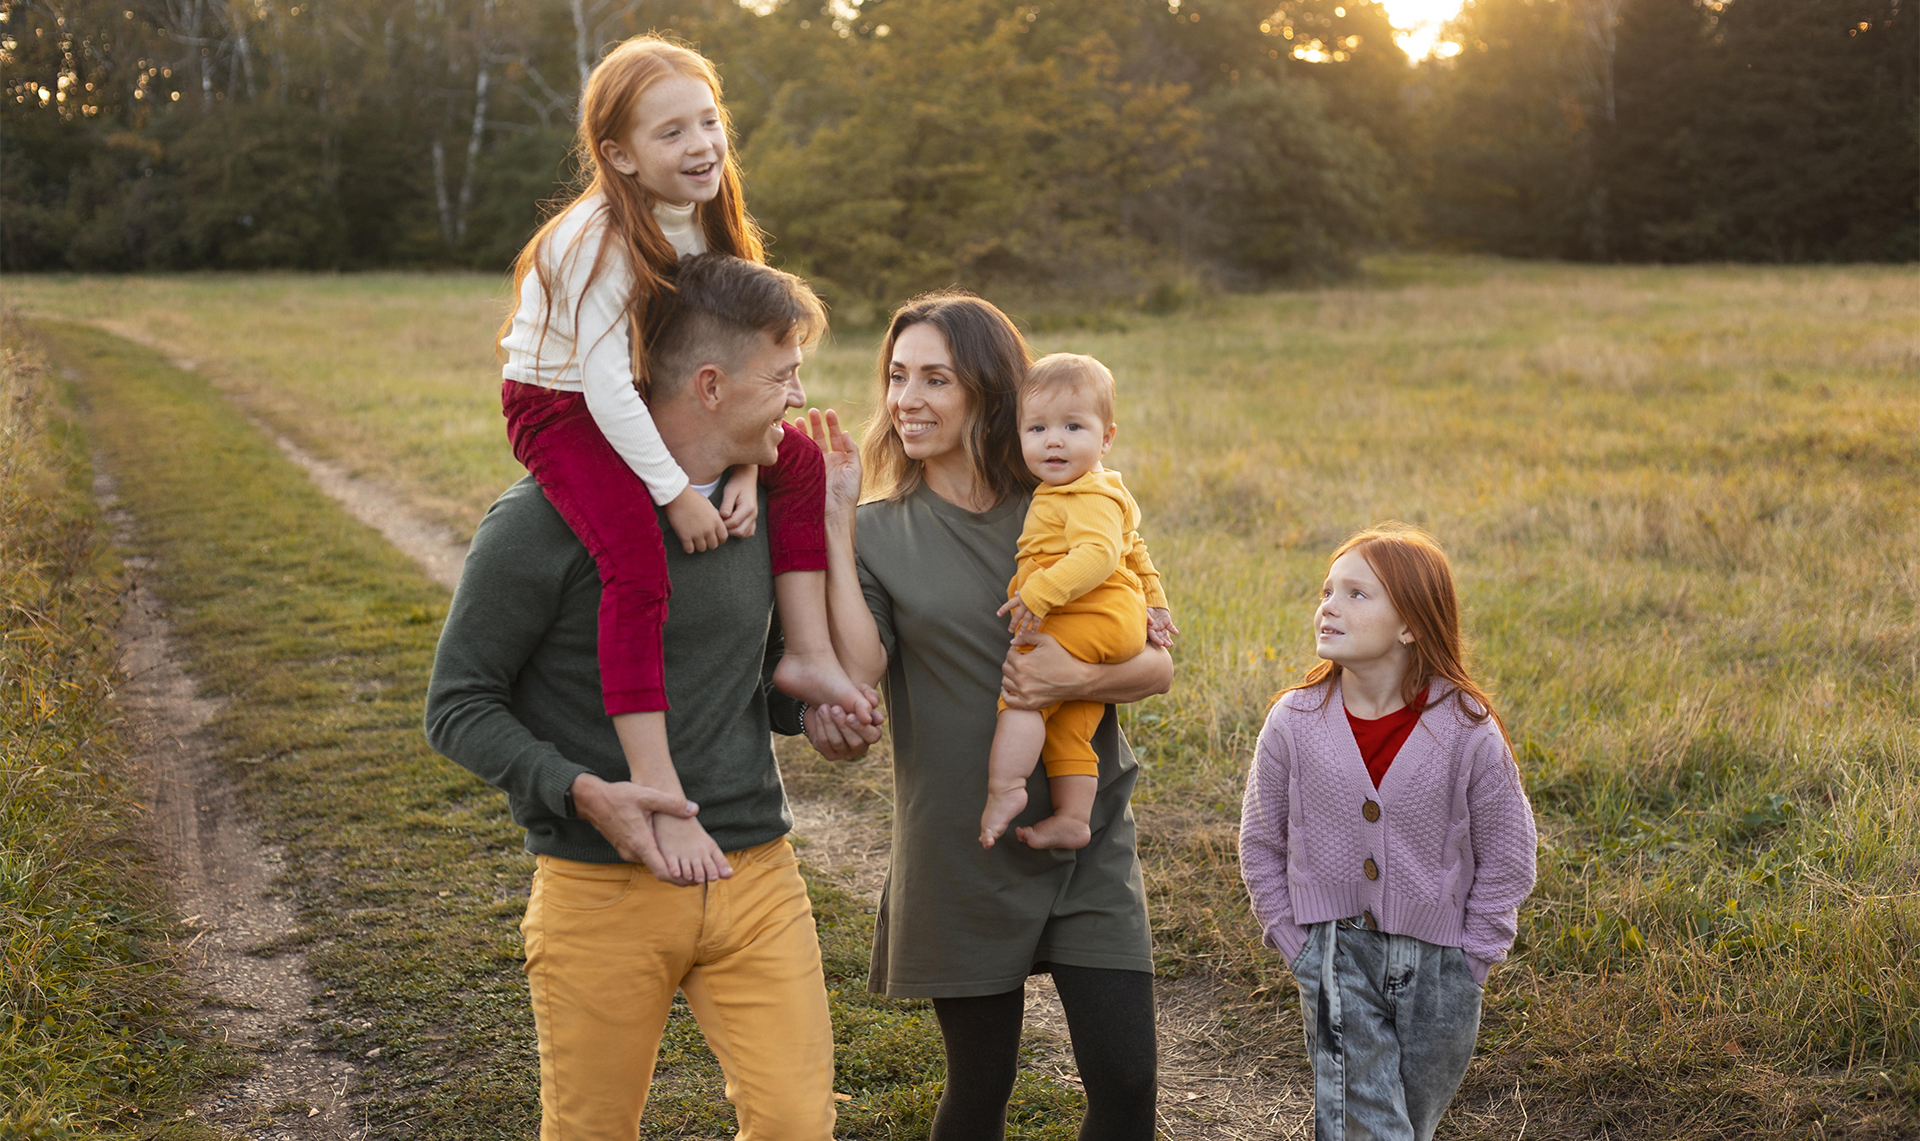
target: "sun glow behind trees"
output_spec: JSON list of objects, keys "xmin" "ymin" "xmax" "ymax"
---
[{"xmin": 1379, "ymin": 0, "xmax": 1465, "ymax": 59}]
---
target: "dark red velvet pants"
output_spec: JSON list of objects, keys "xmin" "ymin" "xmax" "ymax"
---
[{"xmin": 502, "ymin": 379, "xmax": 827, "ymax": 715}]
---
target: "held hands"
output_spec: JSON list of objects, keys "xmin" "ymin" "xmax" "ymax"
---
[
  {"xmin": 718, "ymin": 465, "xmax": 760, "ymax": 539},
  {"xmin": 664, "ymin": 484, "xmax": 729, "ymax": 554},
  {"xmin": 996, "ymin": 592, "xmax": 1044, "ymax": 636},
  {"xmin": 803, "ymin": 696, "xmax": 885, "ymax": 761},
  {"xmin": 1147, "ymin": 607, "xmax": 1179, "ymax": 648}
]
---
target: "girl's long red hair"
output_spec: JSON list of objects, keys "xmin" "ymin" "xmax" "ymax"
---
[
  {"xmin": 1284, "ymin": 524, "xmax": 1508, "ymax": 744},
  {"xmin": 495, "ymin": 35, "xmax": 764, "ymax": 395}
]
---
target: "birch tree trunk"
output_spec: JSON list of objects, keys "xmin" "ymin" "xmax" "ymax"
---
[
  {"xmin": 454, "ymin": 61, "xmax": 490, "ymax": 245},
  {"xmin": 433, "ymin": 137, "xmax": 456, "ymax": 247},
  {"xmin": 571, "ymin": 0, "xmax": 592, "ymax": 92}
]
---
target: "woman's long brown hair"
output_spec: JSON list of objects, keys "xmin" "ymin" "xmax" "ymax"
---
[
  {"xmin": 1284, "ymin": 524, "xmax": 1509, "ymax": 745},
  {"xmin": 860, "ymin": 292, "xmax": 1037, "ymax": 506},
  {"xmin": 495, "ymin": 35, "xmax": 764, "ymax": 395}
]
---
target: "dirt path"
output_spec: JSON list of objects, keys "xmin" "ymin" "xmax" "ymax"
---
[
  {"xmin": 97, "ymin": 464, "xmax": 366, "ymax": 1140},
  {"xmin": 108, "ymin": 339, "xmax": 1311, "ymax": 1136}
]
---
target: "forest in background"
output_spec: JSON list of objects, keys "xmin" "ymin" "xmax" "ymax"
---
[{"xmin": 1, "ymin": 0, "xmax": 1914, "ymax": 305}]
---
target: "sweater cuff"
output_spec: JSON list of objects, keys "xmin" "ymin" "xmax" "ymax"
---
[
  {"xmin": 1464, "ymin": 953, "xmax": 1493, "ymax": 986},
  {"xmin": 646, "ymin": 468, "xmax": 691, "ymax": 507},
  {"xmin": 540, "ymin": 758, "xmax": 595, "ymax": 819},
  {"xmin": 1268, "ymin": 922, "xmax": 1310, "ymax": 971}
]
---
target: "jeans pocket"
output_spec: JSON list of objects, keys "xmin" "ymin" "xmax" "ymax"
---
[{"xmin": 538, "ymin": 857, "xmax": 636, "ymax": 911}]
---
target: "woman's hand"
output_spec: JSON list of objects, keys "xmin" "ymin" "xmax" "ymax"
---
[
  {"xmin": 806, "ymin": 408, "xmax": 861, "ymax": 525},
  {"xmin": 999, "ymin": 632, "xmax": 1093, "ymax": 709},
  {"xmin": 1002, "ymin": 634, "xmax": 1173, "ymax": 709}
]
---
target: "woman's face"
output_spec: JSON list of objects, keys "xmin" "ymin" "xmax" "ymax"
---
[{"xmin": 886, "ymin": 323, "xmax": 972, "ymax": 462}]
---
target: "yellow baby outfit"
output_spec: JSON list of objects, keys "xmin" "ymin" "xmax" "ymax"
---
[{"xmin": 1001, "ymin": 468, "xmax": 1168, "ymax": 778}]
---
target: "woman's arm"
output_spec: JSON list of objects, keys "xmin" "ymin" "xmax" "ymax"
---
[
  {"xmin": 809, "ymin": 409, "xmax": 888, "ymax": 688},
  {"xmin": 998, "ymin": 633, "xmax": 1172, "ymax": 709}
]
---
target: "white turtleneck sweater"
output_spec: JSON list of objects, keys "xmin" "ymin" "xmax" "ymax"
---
[{"xmin": 499, "ymin": 194, "xmax": 710, "ymax": 505}]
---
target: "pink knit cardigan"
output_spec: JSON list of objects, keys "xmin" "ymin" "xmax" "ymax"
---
[{"xmin": 1239, "ymin": 678, "xmax": 1538, "ymax": 984}]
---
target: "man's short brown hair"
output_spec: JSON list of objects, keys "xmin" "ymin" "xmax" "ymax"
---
[
  {"xmin": 1022, "ymin": 352, "xmax": 1116, "ymax": 425},
  {"xmin": 646, "ymin": 254, "xmax": 827, "ymax": 400}
]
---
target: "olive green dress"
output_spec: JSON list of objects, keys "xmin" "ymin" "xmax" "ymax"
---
[{"xmin": 856, "ymin": 484, "xmax": 1154, "ymax": 998}]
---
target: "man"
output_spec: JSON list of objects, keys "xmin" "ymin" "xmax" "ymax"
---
[{"xmin": 425, "ymin": 254, "xmax": 878, "ymax": 1139}]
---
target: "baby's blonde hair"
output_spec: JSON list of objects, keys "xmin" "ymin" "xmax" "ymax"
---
[{"xmin": 1023, "ymin": 353, "xmax": 1116, "ymax": 425}]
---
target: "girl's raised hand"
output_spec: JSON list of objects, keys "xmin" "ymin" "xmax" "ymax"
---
[{"xmin": 806, "ymin": 408, "xmax": 862, "ymax": 522}]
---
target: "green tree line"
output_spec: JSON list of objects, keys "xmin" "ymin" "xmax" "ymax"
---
[{"xmin": 1, "ymin": 0, "xmax": 1912, "ymax": 301}]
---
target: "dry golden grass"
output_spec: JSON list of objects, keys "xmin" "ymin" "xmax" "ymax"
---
[{"xmin": 10, "ymin": 256, "xmax": 1917, "ymax": 1136}]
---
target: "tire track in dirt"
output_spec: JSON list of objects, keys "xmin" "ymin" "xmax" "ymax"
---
[
  {"xmin": 114, "ymin": 339, "xmax": 1312, "ymax": 1137},
  {"xmin": 96, "ymin": 462, "xmax": 365, "ymax": 1139}
]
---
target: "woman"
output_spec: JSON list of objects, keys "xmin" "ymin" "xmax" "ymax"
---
[{"xmin": 808, "ymin": 292, "xmax": 1171, "ymax": 1139}]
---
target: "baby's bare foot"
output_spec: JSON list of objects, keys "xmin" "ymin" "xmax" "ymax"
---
[
  {"xmin": 653, "ymin": 814, "xmax": 732, "ymax": 883},
  {"xmin": 774, "ymin": 651, "xmax": 878, "ymax": 725},
  {"xmin": 1014, "ymin": 814, "xmax": 1092, "ymax": 850},
  {"xmin": 979, "ymin": 785, "xmax": 1029, "ymax": 849}
]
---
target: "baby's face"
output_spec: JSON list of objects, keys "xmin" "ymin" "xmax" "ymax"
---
[{"xmin": 1018, "ymin": 384, "xmax": 1115, "ymax": 486}]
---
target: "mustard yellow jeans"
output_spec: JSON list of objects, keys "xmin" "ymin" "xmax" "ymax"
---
[{"xmin": 520, "ymin": 838, "xmax": 836, "ymax": 1140}]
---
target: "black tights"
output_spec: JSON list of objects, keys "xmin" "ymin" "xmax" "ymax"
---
[{"xmin": 929, "ymin": 963, "xmax": 1157, "ymax": 1141}]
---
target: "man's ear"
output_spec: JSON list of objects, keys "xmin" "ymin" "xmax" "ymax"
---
[
  {"xmin": 692, "ymin": 363, "xmax": 727, "ymax": 411},
  {"xmin": 598, "ymin": 136, "xmax": 638, "ymax": 177}
]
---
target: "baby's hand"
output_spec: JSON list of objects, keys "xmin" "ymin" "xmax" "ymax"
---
[
  {"xmin": 651, "ymin": 813, "xmax": 733, "ymax": 885},
  {"xmin": 664, "ymin": 485, "xmax": 728, "ymax": 553},
  {"xmin": 996, "ymin": 594, "xmax": 1043, "ymax": 636},
  {"xmin": 1147, "ymin": 607, "xmax": 1179, "ymax": 648},
  {"xmin": 719, "ymin": 465, "xmax": 759, "ymax": 538}
]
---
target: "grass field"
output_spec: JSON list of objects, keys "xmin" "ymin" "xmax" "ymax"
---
[
  {"xmin": 9, "ymin": 256, "xmax": 1919, "ymax": 1137},
  {"xmin": 0, "ymin": 319, "xmax": 237, "ymax": 1137}
]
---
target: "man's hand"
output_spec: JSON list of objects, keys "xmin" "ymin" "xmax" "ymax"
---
[
  {"xmin": 995, "ymin": 592, "xmax": 1043, "ymax": 636},
  {"xmin": 805, "ymin": 700, "xmax": 882, "ymax": 761},
  {"xmin": 664, "ymin": 484, "xmax": 729, "ymax": 553},
  {"xmin": 719, "ymin": 465, "xmax": 760, "ymax": 538},
  {"xmin": 569, "ymin": 772, "xmax": 700, "ymax": 883},
  {"xmin": 1000, "ymin": 631, "xmax": 1093, "ymax": 710}
]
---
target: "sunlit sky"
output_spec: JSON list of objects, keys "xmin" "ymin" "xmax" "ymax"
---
[{"xmin": 1379, "ymin": 0, "xmax": 1466, "ymax": 60}]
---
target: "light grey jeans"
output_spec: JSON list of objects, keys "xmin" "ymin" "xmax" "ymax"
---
[{"xmin": 1291, "ymin": 919, "xmax": 1483, "ymax": 1141}]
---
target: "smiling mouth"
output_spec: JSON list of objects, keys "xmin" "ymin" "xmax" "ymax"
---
[
  {"xmin": 1318, "ymin": 625, "xmax": 1344, "ymax": 636},
  {"xmin": 898, "ymin": 420, "xmax": 935, "ymax": 435},
  {"xmin": 683, "ymin": 162, "xmax": 716, "ymax": 178}
]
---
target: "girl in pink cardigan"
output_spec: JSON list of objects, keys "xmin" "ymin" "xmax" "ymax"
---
[{"xmin": 1240, "ymin": 525, "xmax": 1536, "ymax": 1141}]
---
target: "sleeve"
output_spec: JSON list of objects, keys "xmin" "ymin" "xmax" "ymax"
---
[
  {"xmin": 761, "ymin": 612, "xmax": 805, "ymax": 737},
  {"xmin": 423, "ymin": 505, "xmax": 592, "ymax": 820},
  {"xmin": 855, "ymin": 544, "xmax": 898, "ymax": 662},
  {"xmin": 1239, "ymin": 708, "xmax": 1309, "ymax": 968},
  {"xmin": 1017, "ymin": 492, "xmax": 1127, "ymax": 619},
  {"xmin": 1459, "ymin": 729, "xmax": 1539, "ymax": 983},
  {"xmin": 557, "ymin": 217, "xmax": 689, "ymax": 506},
  {"xmin": 1124, "ymin": 531, "xmax": 1169, "ymax": 610}
]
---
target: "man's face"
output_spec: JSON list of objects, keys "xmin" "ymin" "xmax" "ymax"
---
[{"xmin": 714, "ymin": 330, "xmax": 806, "ymax": 466}]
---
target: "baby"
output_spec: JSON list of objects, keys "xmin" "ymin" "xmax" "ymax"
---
[{"xmin": 981, "ymin": 353, "xmax": 1175, "ymax": 850}]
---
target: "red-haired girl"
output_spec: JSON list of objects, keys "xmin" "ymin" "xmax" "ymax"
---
[
  {"xmin": 1239, "ymin": 525, "xmax": 1537, "ymax": 1141},
  {"xmin": 496, "ymin": 36, "xmax": 875, "ymax": 880}
]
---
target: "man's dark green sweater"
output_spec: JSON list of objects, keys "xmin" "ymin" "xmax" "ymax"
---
[{"xmin": 425, "ymin": 477, "xmax": 802, "ymax": 862}]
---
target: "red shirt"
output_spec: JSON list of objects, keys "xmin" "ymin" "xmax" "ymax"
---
[{"xmin": 1346, "ymin": 686, "xmax": 1429, "ymax": 789}]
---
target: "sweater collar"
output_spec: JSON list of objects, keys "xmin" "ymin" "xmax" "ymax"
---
[
  {"xmin": 1330, "ymin": 676, "xmax": 1455, "ymax": 805},
  {"xmin": 652, "ymin": 200, "xmax": 704, "ymax": 259}
]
